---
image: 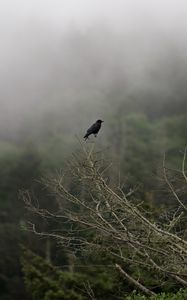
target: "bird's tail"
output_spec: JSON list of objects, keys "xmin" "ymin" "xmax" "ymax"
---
[{"xmin": 84, "ymin": 133, "xmax": 89, "ymax": 140}]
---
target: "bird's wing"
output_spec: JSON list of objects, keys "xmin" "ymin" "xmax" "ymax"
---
[{"xmin": 86, "ymin": 122, "xmax": 98, "ymax": 134}]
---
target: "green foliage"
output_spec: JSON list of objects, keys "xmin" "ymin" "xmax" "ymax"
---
[
  {"xmin": 125, "ymin": 289, "xmax": 187, "ymax": 300},
  {"xmin": 22, "ymin": 248, "xmax": 84, "ymax": 300},
  {"xmin": 22, "ymin": 249, "xmax": 187, "ymax": 300},
  {"xmin": 21, "ymin": 248, "xmax": 123, "ymax": 300},
  {"xmin": 0, "ymin": 144, "xmax": 41, "ymax": 300}
]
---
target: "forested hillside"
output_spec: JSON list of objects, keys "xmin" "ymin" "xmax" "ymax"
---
[{"xmin": 0, "ymin": 93, "xmax": 186, "ymax": 299}]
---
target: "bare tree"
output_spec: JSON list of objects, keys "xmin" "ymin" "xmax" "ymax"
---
[{"xmin": 22, "ymin": 143, "xmax": 187, "ymax": 296}]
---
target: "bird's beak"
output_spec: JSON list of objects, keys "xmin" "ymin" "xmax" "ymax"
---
[{"xmin": 102, "ymin": 120, "xmax": 104, "ymax": 122}]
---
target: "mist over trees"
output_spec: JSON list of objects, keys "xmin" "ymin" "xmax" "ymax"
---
[{"xmin": 1, "ymin": 16, "xmax": 187, "ymax": 140}]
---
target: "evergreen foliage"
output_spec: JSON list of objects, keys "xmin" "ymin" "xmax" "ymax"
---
[{"xmin": 22, "ymin": 248, "xmax": 124, "ymax": 300}]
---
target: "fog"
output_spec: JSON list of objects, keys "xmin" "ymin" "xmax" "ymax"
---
[{"xmin": 1, "ymin": 0, "xmax": 187, "ymax": 139}]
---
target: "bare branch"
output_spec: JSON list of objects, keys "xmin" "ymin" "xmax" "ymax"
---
[{"xmin": 115, "ymin": 264, "xmax": 156, "ymax": 296}]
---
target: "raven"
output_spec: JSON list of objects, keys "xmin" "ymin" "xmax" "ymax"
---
[{"xmin": 84, "ymin": 119, "xmax": 104, "ymax": 140}]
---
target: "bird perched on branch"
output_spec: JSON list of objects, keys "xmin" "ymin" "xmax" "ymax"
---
[{"xmin": 84, "ymin": 119, "xmax": 104, "ymax": 140}]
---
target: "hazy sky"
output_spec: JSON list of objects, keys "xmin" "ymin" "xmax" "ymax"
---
[
  {"xmin": 1, "ymin": 0, "xmax": 187, "ymax": 66},
  {"xmin": 1, "ymin": 0, "xmax": 187, "ymax": 30}
]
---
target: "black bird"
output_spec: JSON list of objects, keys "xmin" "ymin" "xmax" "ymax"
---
[{"xmin": 84, "ymin": 119, "xmax": 104, "ymax": 140}]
